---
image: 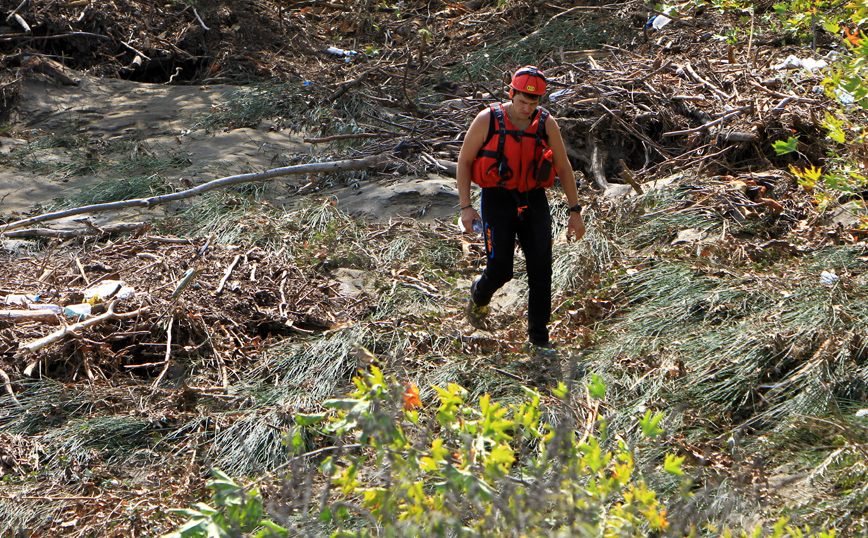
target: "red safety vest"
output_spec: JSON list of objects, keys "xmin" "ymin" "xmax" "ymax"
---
[{"xmin": 471, "ymin": 104, "xmax": 556, "ymax": 192}]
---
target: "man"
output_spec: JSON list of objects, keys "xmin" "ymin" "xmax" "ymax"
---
[{"xmin": 457, "ymin": 65, "xmax": 585, "ymax": 349}]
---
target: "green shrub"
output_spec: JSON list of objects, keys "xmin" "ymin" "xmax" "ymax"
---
[{"xmin": 164, "ymin": 363, "xmax": 838, "ymax": 537}]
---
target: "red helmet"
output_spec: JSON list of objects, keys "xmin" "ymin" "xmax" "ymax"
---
[{"xmin": 510, "ymin": 65, "xmax": 547, "ymax": 96}]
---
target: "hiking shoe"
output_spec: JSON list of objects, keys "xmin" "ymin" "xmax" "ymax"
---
[{"xmin": 466, "ymin": 281, "xmax": 488, "ymax": 329}]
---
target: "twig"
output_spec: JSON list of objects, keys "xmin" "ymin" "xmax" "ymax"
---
[
  {"xmin": 1, "ymin": 155, "xmax": 384, "ymax": 234},
  {"xmin": 304, "ymin": 132, "xmax": 395, "ymax": 144},
  {"xmin": 18, "ymin": 302, "xmax": 150, "ymax": 361},
  {"xmin": 490, "ymin": 366, "xmax": 524, "ymax": 381},
  {"xmin": 618, "ymin": 159, "xmax": 644, "ymax": 195},
  {"xmin": 683, "ymin": 62, "xmax": 732, "ymax": 101},
  {"xmin": 0, "ymin": 367, "xmax": 20, "ymax": 406},
  {"xmin": 4, "ymin": 222, "xmax": 147, "ymax": 239},
  {"xmin": 327, "ymin": 67, "xmax": 376, "ymax": 101},
  {"xmin": 151, "ymin": 315, "xmax": 175, "ymax": 391},
  {"xmin": 662, "ymin": 108, "xmax": 748, "ymax": 136},
  {"xmin": 6, "ymin": 0, "xmax": 28, "ymax": 22},
  {"xmin": 121, "ymin": 41, "xmax": 150, "ymax": 61},
  {"xmin": 193, "ymin": 8, "xmax": 210, "ymax": 31},
  {"xmin": 216, "ymin": 254, "xmax": 242, "ymax": 295},
  {"xmin": 748, "ymin": 79, "xmax": 818, "ymax": 103},
  {"xmin": 75, "ymin": 256, "xmax": 90, "ymax": 285},
  {"xmin": 0, "ymin": 32, "xmax": 111, "ymax": 43}
]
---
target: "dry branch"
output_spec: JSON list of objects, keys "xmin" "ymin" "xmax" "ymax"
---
[
  {"xmin": 1, "ymin": 156, "xmax": 384, "ymax": 234},
  {"xmin": 18, "ymin": 302, "xmax": 150, "ymax": 362},
  {"xmin": 0, "ymin": 309, "xmax": 61, "ymax": 324},
  {"xmin": 0, "ymin": 367, "xmax": 20, "ymax": 406},
  {"xmin": 683, "ymin": 62, "xmax": 732, "ymax": 101},
  {"xmin": 151, "ymin": 315, "xmax": 175, "ymax": 391},
  {"xmin": 4, "ymin": 222, "xmax": 147, "ymax": 239},
  {"xmin": 663, "ymin": 107, "xmax": 749, "ymax": 136}
]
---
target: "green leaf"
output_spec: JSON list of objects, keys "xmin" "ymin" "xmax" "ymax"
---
[
  {"xmin": 587, "ymin": 374, "xmax": 606, "ymax": 399},
  {"xmin": 295, "ymin": 413, "xmax": 328, "ymax": 426},
  {"xmin": 252, "ymin": 521, "xmax": 289, "ymax": 537},
  {"xmin": 640, "ymin": 410, "xmax": 665, "ymax": 439},
  {"xmin": 322, "ymin": 398, "xmax": 364, "ymax": 410},
  {"xmin": 664, "ymin": 453, "xmax": 686, "ymax": 475},
  {"xmin": 772, "ymin": 136, "xmax": 799, "ymax": 155}
]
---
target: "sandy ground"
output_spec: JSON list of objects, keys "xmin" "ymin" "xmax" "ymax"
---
[{"xmin": 0, "ymin": 72, "xmax": 459, "ymax": 230}]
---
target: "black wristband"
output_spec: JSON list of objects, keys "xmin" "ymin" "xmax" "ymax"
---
[
  {"xmin": 460, "ymin": 204, "xmax": 473, "ymax": 211},
  {"xmin": 568, "ymin": 203, "xmax": 582, "ymax": 214}
]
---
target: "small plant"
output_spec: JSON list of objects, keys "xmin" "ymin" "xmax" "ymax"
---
[{"xmin": 163, "ymin": 469, "xmax": 289, "ymax": 538}]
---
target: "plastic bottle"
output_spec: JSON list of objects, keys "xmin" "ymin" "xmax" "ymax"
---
[{"xmin": 472, "ymin": 219, "xmax": 483, "ymax": 234}]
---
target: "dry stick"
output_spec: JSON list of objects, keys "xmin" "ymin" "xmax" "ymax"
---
[
  {"xmin": 588, "ymin": 136, "xmax": 609, "ymax": 190},
  {"xmin": 748, "ymin": 79, "xmax": 819, "ymax": 103},
  {"xmin": 662, "ymin": 108, "xmax": 747, "ymax": 136},
  {"xmin": 6, "ymin": 0, "xmax": 28, "ymax": 21},
  {"xmin": 151, "ymin": 315, "xmax": 175, "ymax": 391},
  {"xmin": 598, "ymin": 103, "xmax": 670, "ymax": 159},
  {"xmin": 0, "ymin": 32, "xmax": 111, "ymax": 43},
  {"xmin": 303, "ymin": 132, "xmax": 395, "ymax": 144},
  {"xmin": 0, "ymin": 367, "xmax": 20, "ymax": 406},
  {"xmin": 5, "ymin": 222, "xmax": 147, "ymax": 239},
  {"xmin": 121, "ymin": 41, "xmax": 151, "ymax": 61},
  {"xmin": 216, "ymin": 254, "xmax": 242, "ymax": 295},
  {"xmin": 618, "ymin": 159, "xmax": 644, "ymax": 195},
  {"xmin": 75, "ymin": 257, "xmax": 90, "ymax": 285},
  {"xmin": 327, "ymin": 68, "xmax": 374, "ymax": 101},
  {"xmin": 0, "ymin": 309, "xmax": 61, "ymax": 324},
  {"xmin": 193, "ymin": 8, "xmax": 210, "ymax": 31},
  {"xmin": 0, "ymin": 155, "xmax": 383, "ymax": 234},
  {"xmin": 18, "ymin": 303, "xmax": 150, "ymax": 362},
  {"xmin": 683, "ymin": 62, "xmax": 732, "ymax": 101}
]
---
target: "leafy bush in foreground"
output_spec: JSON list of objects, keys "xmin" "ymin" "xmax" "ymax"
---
[{"xmin": 163, "ymin": 365, "xmax": 834, "ymax": 537}]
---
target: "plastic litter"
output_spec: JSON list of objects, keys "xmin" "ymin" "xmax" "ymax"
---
[
  {"xmin": 326, "ymin": 46, "xmax": 358, "ymax": 58},
  {"xmin": 5, "ymin": 294, "xmax": 39, "ymax": 306},
  {"xmin": 834, "ymin": 87, "xmax": 856, "ymax": 105},
  {"xmin": 549, "ymin": 89, "xmax": 575, "ymax": 103},
  {"xmin": 820, "ymin": 270, "xmax": 839, "ymax": 285},
  {"xmin": 29, "ymin": 304, "xmax": 62, "ymax": 314},
  {"xmin": 83, "ymin": 279, "xmax": 135, "ymax": 302},
  {"xmin": 773, "ymin": 55, "xmax": 828, "ymax": 71},
  {"xmin": 472, "ymin": 219, "xmax": 483, "ymax": 234},
  {"xmin": 64, "ymin": 303, "xmax": 92, "ymax": 320},
  {"xmin": 652, "ymin": 14, "xmax": 672, "ymax": 30}
]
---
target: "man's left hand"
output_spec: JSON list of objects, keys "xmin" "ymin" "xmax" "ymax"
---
[{"xmin": 566, "ymin": 211, "xmax": 585, "ymax": 242}]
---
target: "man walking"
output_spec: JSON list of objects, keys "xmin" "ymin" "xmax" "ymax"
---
[{"xmin": 457, "ymin": 65, "xmax": 585, "ymax": 349}]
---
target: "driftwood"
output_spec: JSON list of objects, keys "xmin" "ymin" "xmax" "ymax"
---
[
  {"xmin": 4, "ymin": 222, "xmax": 147, "ymax": 239},
  {"xmin": 0, "ymin": 309, "xmax": 61, "ymax": 324},
  {"xmin": 1, "ymin": 156, "xmax": 384, "ymax": 235},
  {"xmin": 588, "ymin": 136, "xmax": 609, "ymax": 190},
  {"xmin": 18, "ymin": 302, "xmax": 150, "ymax": 363}
]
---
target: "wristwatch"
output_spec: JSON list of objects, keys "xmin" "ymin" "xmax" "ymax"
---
[{"xmin": 568, "ymin": 203, "xmax": 582, "ymax": 214}]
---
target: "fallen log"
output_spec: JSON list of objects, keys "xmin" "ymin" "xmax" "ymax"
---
[{"xmin": 1, "ymin": 155, "xmax": 384, "ymax": 235}]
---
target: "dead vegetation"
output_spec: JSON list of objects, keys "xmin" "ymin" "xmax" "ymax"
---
[{"xmin": 1, "ymin": 0, "xmax": 867, "ymax": 535}]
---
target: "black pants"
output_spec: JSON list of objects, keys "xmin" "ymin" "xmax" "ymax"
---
[{"xmin": 472, "ymin": 187, "xmax": 552, "ymax": 346}]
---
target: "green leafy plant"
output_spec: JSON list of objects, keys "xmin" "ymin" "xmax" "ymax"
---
[
  {"xmin": 163, "ymin": 362, "xmax": 839, "ymax": 537},
  {"xmin": 164, "ymin": 469, "xmax": 289, "ymax": 538}
]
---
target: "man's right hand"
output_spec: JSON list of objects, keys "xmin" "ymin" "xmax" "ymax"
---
[{"xmin": 460, "ymin": 206, "xmax": 481, "ymax": 234}]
